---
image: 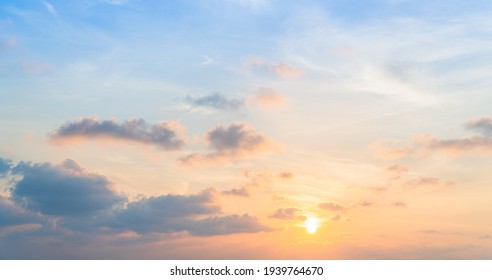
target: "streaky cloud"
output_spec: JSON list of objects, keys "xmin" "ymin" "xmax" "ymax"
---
[
  {"xmin": 269, "ymin": 208, "xmax": 306, "ymax": 220},
  {"xmin": 222, "ymin": 187, "xmax": 249, "ymax": 197},
  {"xmin": 185, "ymin": 92, "xmax": 244, "ymax": 111},
  {"xmin": 247, "ymin": 57, "xmax": 303, "ymax": 79},
  {"xmin": 371, "ymin": 116, "xmax": 492, "ymax": 159},
  {"xmin": 319, "ymin": 202, "xmax": 345, "ymax": 212},
  {"xmin": 49, "ymin": 116, "xmax": 186, "ymax": 150}
]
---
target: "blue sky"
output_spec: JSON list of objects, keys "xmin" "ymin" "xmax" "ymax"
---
[{"xmin": 1, "ymin": 0, "xmax": 492, "ymax": 259}]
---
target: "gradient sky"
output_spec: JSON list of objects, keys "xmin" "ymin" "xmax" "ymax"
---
[{"xmin": 1, "ymin": 0, "xmax": 492, "ymax": 259}]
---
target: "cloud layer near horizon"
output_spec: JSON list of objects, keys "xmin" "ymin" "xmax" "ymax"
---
[{"xmin": 0, "ymin": 157, "xmax": 271, "ymax": 239}]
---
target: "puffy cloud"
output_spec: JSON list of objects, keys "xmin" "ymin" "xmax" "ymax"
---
[
  {"xmin": 49, "ymin": 117, "xmax": 186, "ymax": 150},
  {"xmin": 107, "ymin": 189, "xmax": 270, "ymax": 236},
  {"xmin": 269, "ymin": 208, "xmax": 306, "ymax": 220},
  {"xmin": 179, "ymin": 123, "xmax": 279, "ymax": 166},
  {"xmin": 208, "ymin": 123, "xmax": 267, "ymax": 151},
  {"xmin": 247, "ymin": 57, "xmax": 303, "ymax": 79},
  {"xmin": 185, "ymin": 93, "xmax": 244, "ymax": 111},
  {"xmin": 0, "ymin": 157, "xmax": 12, "ymax": 177},
  {"xmin": 108, "ymin": 189, "xmax": 219, "ymax": 234},
  {"xmin": 0, "ymin": 196, "xmax": 43, "ymax": 227},
  {"xmin": 0, "ymin": 156, "xmax": 271, "ymax": 254},
  {"xmin": 319, "ymin": 202, "xmax": 345, "ymax": 212},
  {"xmin": 11, "ymin": 159, "xmax": 126, "ymax": 217}
]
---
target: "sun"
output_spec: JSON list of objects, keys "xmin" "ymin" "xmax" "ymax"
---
[{"xmin": 303, "ymin": 216, "xmax": 320, "ymax": 234}]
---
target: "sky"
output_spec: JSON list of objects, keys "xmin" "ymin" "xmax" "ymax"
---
[{"xmin": 1, "ymin": 0, "xmax": 492, "ymax": 259}]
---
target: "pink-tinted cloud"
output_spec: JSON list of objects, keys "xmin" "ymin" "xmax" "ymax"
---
[
  {"xmin": 370, "ymin": 117, "xmax": 492, "ymax": 159},
  {"xmin": 246, "ymin": 87, "xmax": 286, "ymax": 109},
  {"xmin": 331, "ymin": 214, "xmax": 342, "ymax": 222},
  {"xmin": 392, "ymin": 201, "xmax": 407, "ymax": 208},
  {"xmin": 401, "ymin": 176, "xmax": 454, "ymax": 189},
  {"xmin": 385, "ymin": 164, "xmax": 408, "ymax": 174},
  {"xmin": 222, "ymin": 187, "xmax": 249, "ymax": 197},
  {"xmin": 269, "ymin": 208, "xmax": 306, "ymax": 220},
  {"xmin": 247, "ymin": 57, "xmax": 303, "ymax": 79},
  {"xmin": 319, "ymin": 202, "xmax": 345, "ymax": 212},
  {"xmin": 179, "ymin": 123, "xmax": 280, "ymax": 166},
  {"xmin": 49, "ymin": 116, "xmax": 186, "ymax": 150}
]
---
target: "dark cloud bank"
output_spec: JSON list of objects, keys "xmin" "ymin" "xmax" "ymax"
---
[{"xmin": 0, "ymin": 156, "xmax": 271, "ymax": 258}]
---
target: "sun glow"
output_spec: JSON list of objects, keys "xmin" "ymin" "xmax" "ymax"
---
[{"xmin": 304, "ymin": 216, "xmax": 320, "ymax": 234}]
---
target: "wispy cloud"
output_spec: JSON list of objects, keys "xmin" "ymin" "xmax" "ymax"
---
[
  {"xmin": 222, "ymin": 187, "xmax": 249, "ymax": 197},
  {"xmin": 179, "ymin": 123, "xmax": 280, "ymax": 166},
  {"xmin": 199, "ymin": 55, "xmax": 214, "ymax": 66},
  {"xmin": 100, "ymin": 0, "xmax": 133, "ymax": 5},
  {"xmin": 49, "ymin": 117, "xmax": 186, "ymax": 150},
  {"xmin": 392, "ymin": 201, "xmax": 407, "ymax": 208},
  {"xmin": 269, "ymin": 208, "xmax": 306, "ymax": 220},
  {"xmin": 371, "ymin": 117, "xmax": 492, "ymax": 159},
  {"xmin": 228, "ymin": 0, "xmax": 269, "ymax": 10},
  {"xmin": 319, "ymin": 202, "xmax": 345, "ymax": 212},
  {"xmin": 247, "ymin": 57, "xmax": 303, "ymax": 79},
  {"xmin": 246, "ymin": 87, "xmax": 286, "ymax": 108},
  {"xmin": 183, "ymin": 89, "xmax": 286, "ymax": 113},
  {"xmin": 185, "ymin": 93, "xmax": 244, "ymax": 111},
  {"xmin": 385, "ymin": 164, "xmax": 408, "ymax": 175},
  {"xmin": 43, "ymin": 1, "xmax": 57, "ymax": 17}
]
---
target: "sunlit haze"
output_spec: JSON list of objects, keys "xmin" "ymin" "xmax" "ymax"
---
[{"xmin": 1, "ymin": 0, "xmax": 492, "ymax": 259}]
